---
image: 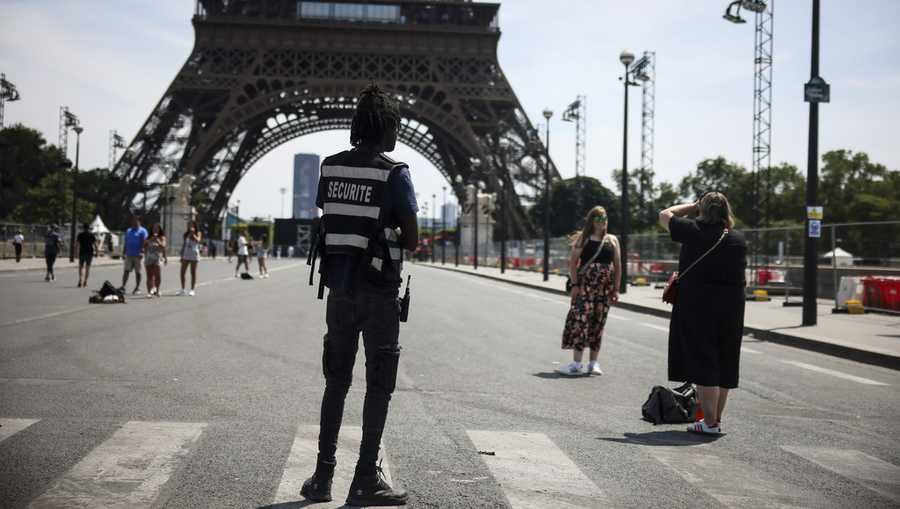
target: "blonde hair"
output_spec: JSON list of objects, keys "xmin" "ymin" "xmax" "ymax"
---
[
  {"xmin": 569, "ymin": 206, "xmax": 609, "ymax": 247},
  {"xmin": 698, "ymin": 192, "xmax": 735, "ymax": 228}
]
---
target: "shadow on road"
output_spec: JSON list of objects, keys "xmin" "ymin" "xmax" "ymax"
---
[
  {"xmin": 531, "ymin": 371, "xmax": 592, "ymax": 380},
  {"xmin": 597, "ymin": 430, "xmax": 721, "ymax": 447},
  {"xmin": 258, "ymin": 502, "xmax": 360, "ymax": 509}
]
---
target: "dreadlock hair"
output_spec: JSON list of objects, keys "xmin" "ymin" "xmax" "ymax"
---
[{"xmin": 350, "ymin": 84, "xmax": 400, "ymax": 148}]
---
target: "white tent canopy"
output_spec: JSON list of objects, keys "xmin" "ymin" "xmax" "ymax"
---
[
  {"xmin": 89, "ymin": 215, "xmax": 110, "ymax": 235},
  {"xmin": 822, "ymin": 247, "xmax": 854, "ymax": 266}
]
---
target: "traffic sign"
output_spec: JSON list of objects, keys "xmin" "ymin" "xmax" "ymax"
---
[{"xmin": 804, "ymin": 76, "xmax": 830, "ymax": 103}]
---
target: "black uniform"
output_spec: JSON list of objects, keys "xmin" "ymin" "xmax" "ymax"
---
[{"xmin": 313, "ymin": 148, "xmax": 415, "ymax": 478}]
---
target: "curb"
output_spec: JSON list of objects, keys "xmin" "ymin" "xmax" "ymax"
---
[{"xmin": 418, "ymin": 263, "xmax": 900, "ymax": 371}]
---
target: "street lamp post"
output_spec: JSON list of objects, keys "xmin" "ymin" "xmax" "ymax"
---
[
  {"xmin": 498, "ymin": 179, "xmax": 507, "ymax": 274},
  {"xmin": 280, "ymin": 187, "xmax": 287, "ymax": 217},
  {"xmin": 803, "ymin": 0, "xmax": 828, "ymax": 326},
  {"xmin": 431, "ymin": 193, "xmax": 436, "ymax": 263},
  {"xmin": 619, "ymin": 50, "xmax": 637, "ymax": 294},
  {"xmin": 69, "ymin": 125, "xmax": 83, "ymax": 262},
  {"xmin": 542, "ymin": 108, "xmax": 553, "ymax": 282},
  {"xmin": 441, "ymin": 186, "xmax": 447, "ymax": 264}
]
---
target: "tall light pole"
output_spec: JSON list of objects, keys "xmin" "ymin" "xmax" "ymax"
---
[
  {"xmin": 542, "ymin": 108, "xmax": 553, "ymax": 282},
  {"xmin": 280, "ymin": 187, "xmax": 287, "ymax": 217},
  {"xmin": 803, "ymin": 0, "xmax": 828, "ymax": 326},
  {"xmin": 431, "ymin": 193, "xmax": 437, "ymax": 263},
  {"xmin": 69, "ymin": 125, "xmax": 83, "ymax": 262},
  {"xmin": 0, "ymin": 73, "xmax": 21, "ymax": 128},
  {"xmin": 441, "ymin": 186, "xmax": 447, "ymax": 264},
  {"xmin": 619, "ymin": 50, "xmax": 637, "ymax": 293}
]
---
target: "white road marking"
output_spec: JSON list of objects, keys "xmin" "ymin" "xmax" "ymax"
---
[
  {"xmin": 273, "ymin": 425, "xmax": 401, "ymax": 508},
  {"xmin": 0, "ymin": 306, "xmax": 95, "ymax": 329},
  {"xmin": 640, "ymin": 323, "xmax": 669, "ymax": 332},
  {"xmin": 782, "ymin": 447, "xmax": 900, "ymax": 503},
  {"xmin": 467, "ymin": 430, "xmax": 609, "ymax": 508},
  {"xmin": 649, "ymin": 446, "xmax": 821, "ymax": 508},
  {"xmin": 606, "ymin": 314, "xmax": 631, "ymax": 321},
  {"xmin": 741, "ymin": 346, "xmax": 762, "ymax": 354},
  {"xmin": 29, "ymin": 421, "xmax": 206, "ymax": 509},
  {"xmin": 0, "ymin": 418, "xmax": 39, "ymax": 443},
  {"xmin": 779, "ymin": 360, "xmax": 888, "ymax": 386}
]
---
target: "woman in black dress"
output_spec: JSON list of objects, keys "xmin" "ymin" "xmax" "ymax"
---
[
  {"xmin": 559, "ymin": 206, "xmax": 621, "ymax": 376},
  {"xmin": 659, "ymin": 192, "xmax": 746, "ymax": 435}
]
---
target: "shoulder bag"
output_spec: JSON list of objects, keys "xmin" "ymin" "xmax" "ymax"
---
[
  {"xmin": 662, "ymin": 229, "xmax": 728, "ymax": 305},
  {"xmin": 566, "ymin": 235, "xmax": 606, "ymax": 294}
]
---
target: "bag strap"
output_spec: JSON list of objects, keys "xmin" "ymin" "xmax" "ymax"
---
[{"xmin": 676, "ymin": 229, "xmax": 728, "ymax": 281}]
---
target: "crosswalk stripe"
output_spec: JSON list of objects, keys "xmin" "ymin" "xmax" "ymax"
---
[
  {"xmin": 779, "ymin": 360, "xmax": 889, "ymax": 386},
  {"xmin": 648, "ymin": 446, "xmax": 822, "ymax": 508},
  {"xmin": 467, "ymin": 430, "xmax": 608, "ymax": 508},
  {"xmin": 29, "ymin": 421, "xmax": 205, "ymax": 509},
  {"xmin": 782, "ymin": 447, "xmax": 900, "ymax": 503},
  {"xmin": 640, "ymin": 323, "xmax": 669, "ymax": 332},
  {"xmin": 0, "ymin": 418, "xmax": 39, "ymax": 443},
  {"xmin": 273, "ymin": 425, "xmax": 401, "ymax": 508}
]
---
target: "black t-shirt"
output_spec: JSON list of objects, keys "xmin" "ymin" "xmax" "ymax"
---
[
  {"xmin": 315, "ymin": 149, "xmax": 418, "ymax": 292},
  {"xmin": 77, "ymin": 231, "xmax": 96, "ymax": 257},
  {"xmin": 669, "ymin": 217, "xmax": 747, "ymax": 286},
  {"xmin": 579, "ymin": 238, "xmax": 614, "ymax": 266}
]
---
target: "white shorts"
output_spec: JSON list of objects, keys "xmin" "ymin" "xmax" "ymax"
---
[{"xmin": 123, "ymin": 255, "xmax": 143, "ymax": 272}]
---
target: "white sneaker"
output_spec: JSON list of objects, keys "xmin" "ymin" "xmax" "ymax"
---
[
  {"xmin": 587, "ymin": 362, "xmax": 603, "ymax": 375},
  {"xmin": 188, "ymin": 290, "xmax": 195, "ymax": 297},
  {"xmin": 557, "ymin": 362, "xmax": 583, "ymax": 376},
  {"xmin": 176, "ymin": 289, "xmax": 185, "ymax": 296}
]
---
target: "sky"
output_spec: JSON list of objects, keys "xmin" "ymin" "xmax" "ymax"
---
[{"xmin": 2, "ymin": 0, "xmax": 899, "ymax": 220}]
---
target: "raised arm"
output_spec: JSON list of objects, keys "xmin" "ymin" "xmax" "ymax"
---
[{"xmin": 659, "ymin": 202, "xmax": 699, "ymax": 232}]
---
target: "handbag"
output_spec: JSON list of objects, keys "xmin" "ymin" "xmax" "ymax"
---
[
  {"xmin": 662, "ymin": 229, "xmax": 728, "ymax": 305},
  {"xmin": 641, "ymin": 383, "xmax": 699, "ymax": 424},
  {"xmin": 566, "ymin": 235, "xmax": 606, "ymax": 293}
]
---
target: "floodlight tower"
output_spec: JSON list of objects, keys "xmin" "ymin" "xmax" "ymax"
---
[
  {"xmin": 562, "ymin": 95, "xmax": 586, "ymax": 216},
  {"xmin": 638, "ymin": 51, "xmax": 656, "ymax": 226},
  {"xmin": 0, "ymin": 73, "xmax": 21, "ymax": 128},
  {"xmin": 59, "ymin": 107, "xmax": 79, "ymax": 157},
  {"xmin": 724, "ymin": 0, "xmax": 773, "ymax": 291},
  {"xmin": 109, "ymin": 130, "xmax": 126, "ymax": 171}
]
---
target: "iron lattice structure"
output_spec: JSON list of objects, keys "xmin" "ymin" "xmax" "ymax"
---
[
  {"xmin": 0, "ymin": 73, "xmax": 21, "ymax": 129},
  {"xmin": 109, "ymin": 130, "xmax": 126, "ymax": 171},
  {"xmin": 639, "ymin": 51, "xmax": 655, "ymax": 222},
  {"xmin": 752, "ymin": 2, "xmax": 774, "ymax": 229},
  {"xmin": 113, "ymin": 0, "xmax": 558, "ymax": 236},
  {"xmin": 58, "ymin": 107, "xmax": 79, "ymax": 160},
  {"xmin": 561, "ymin": 95, "xmax": 585, "ymax": 178}
]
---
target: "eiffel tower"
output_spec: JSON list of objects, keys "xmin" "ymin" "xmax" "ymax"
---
[{"xmin": 114, "ymin": 0, "xmax": 558, "ymax": 236}]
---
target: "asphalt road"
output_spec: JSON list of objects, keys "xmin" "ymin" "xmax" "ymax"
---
[{"xmin": 1, "ymin": 259, "xmax": 898, "ymax": 508}]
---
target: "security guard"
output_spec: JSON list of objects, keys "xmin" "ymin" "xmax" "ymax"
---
[{"xmin": 302, "ymin": 84, "xmax": 418, "ymax": 506}]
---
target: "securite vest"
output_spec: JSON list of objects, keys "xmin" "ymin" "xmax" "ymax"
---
[{"xmin": 319, "ymin": 153, "xmax": 405, "ymax": 283}]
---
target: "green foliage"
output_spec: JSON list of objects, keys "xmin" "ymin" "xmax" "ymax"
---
[
  {"xmin": 13, "ymin": 171, "xmax": 94, "ymax": 225},
  {"xmin": 0, "ymin": 124, "xmax": 70, "ymax": 220},
  {"xmin": 612, "ymin": 168, "xmax": 681, "ymax": 232},
  {"xmin": 820, "ymin": 149, "xmax": 899, "ymax": 223},
  {"xmin": 529, "ymin": 176, "xmax": 620, "ymax": 237}
]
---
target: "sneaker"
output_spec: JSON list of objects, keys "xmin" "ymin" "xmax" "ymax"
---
[
  {"xmin": 557, "ymin": 361, "xmax": 583, "ymax": 376},
  {"xmin": 346, "ymin": 465, "xmax": 408, "ymax": 506},
  {"xmin": 176, "ymin": 289, "xmax": 185, "ymax": 296},
  {"xmin": 586, "ymin": 362, "xmax": 603, "ymax": 375},
  {"xmin": 132, "ymin": 288, "xmax": 141, "ymax": 295},
  {"xmin": 300, "ymin": 473, "xmax": 333, "ymax": 503},
  {"xmin": 686, "ymin": 419, "xmax": 722, "ymax": 435},
  {"xmin": 188, "ymin": 290, "xmax": 195, "ymax": 297}
]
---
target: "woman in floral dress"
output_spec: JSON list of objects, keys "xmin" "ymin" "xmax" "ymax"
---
[{"xmin": 559, "ymin": 206, "xmax": 621, "ymax": 376}]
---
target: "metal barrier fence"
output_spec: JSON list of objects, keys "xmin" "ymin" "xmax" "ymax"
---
[
  {"xmin": 0, "ymin": 223, "xmax": 123, "ymax": 260},
  {"xmin": 433, "ymin": 221, "xmax": 900, "ymax": 314}
]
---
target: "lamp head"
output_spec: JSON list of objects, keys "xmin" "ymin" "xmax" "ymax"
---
[
  {"xmin": 741, "ymin": 0, "xmax": 767, "ymax": 13},
  {"xmin": 619, "ymin": 50, "xmax": 635, "ymax": 66},
  {"xmin": 723, "ymin": 1, "xmax": 747, "ymax": 23},
  {"xmin": 542, "ymin": 108, "xmax": 553, "ymax": 120},
  {"xmin": 73, "ymin": 126, "xmax": 84, "ymax": 135}
]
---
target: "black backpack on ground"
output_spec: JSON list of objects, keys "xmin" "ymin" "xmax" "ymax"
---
[
  {"xmin": 90, "ymin": 280, "xmax": 125, "ymax": 304},
  {"xmin": 240, "ymin": 272, "xmax": 253, "ymax": 280},
  {"xmin": 641, "ymin": 383, "xmax": 698, "ymax": 424}
]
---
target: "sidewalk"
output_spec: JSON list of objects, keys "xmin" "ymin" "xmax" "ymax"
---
[
  {"xmin": 0, "ymin": 256, "xmax": 122, "ymax": 273},
  {"xmin": 416, "ymin": 261, "xmax": 900, "ymax": 371}
]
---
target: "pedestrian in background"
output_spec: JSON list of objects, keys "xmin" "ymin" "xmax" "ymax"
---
[
  {"xmin": 121, "ymin": 215, "xmax": 148, "ymax": 295},
  {"xmin": 12, "ymin": 230, "xmax": 24, "ymax": 263},
  {"xmin": 659, "ymin": 192, "xmax": 746, "ymax": 435},
  {"xmin": 43, "ymin": 225, "xmax": 63, "ymax": 282},
  {"xmin": 178, "ymin": 221, "xmax": 202, "ymax": 296},
  {"xmin": 209, "ymin": 240, "xmax": 217, "ymax": 260},
  {"xmin": 234, "ymin": 232, "xmax": 250, "ymax": 277},
  {"xmin": 256, "ymin": 235, "xmax": 269, "ymax": 278},
  {"xmin": 76, "ymin": 223, "xmax": 98, "ymax": 288},
  {"xmin": 559, "ymin": 206, "xmax": 621, "ymax": 376},
  {"xmin": 144, "ymin": 223, "xmax": 167, "ymax": 297}
]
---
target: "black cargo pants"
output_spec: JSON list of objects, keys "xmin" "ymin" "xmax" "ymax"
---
[{"xmin": 316, "ymin": 285, "xmax": 401, "ymax": 476}]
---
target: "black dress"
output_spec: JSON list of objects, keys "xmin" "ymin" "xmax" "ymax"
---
[{"xmin": 667, "ymin": 217, "xmax": 747, "ymax": 388}]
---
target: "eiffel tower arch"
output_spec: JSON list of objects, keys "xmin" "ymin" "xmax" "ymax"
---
[{"xmin": 114, "ymin": 0, "xmax": 558, "ymax": 236}]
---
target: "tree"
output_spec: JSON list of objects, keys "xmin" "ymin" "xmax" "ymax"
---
[
  {"xmin": 820, "ymin": 149, "xmax": 898, "ymax": 223},
  {"xmin": 0, "ymin": 124, "xmax": 69, "ymax": 220},
  {"xmin": 612, "ymin": 167, "xmax": 682, "ymax": 232},
  {"xmin": 529, "ymin": 176, "xmax": 620, "ymax": 237},
  {"xmin": 13, "ymin": 171, "xmax": 94, "ymax": 226}
]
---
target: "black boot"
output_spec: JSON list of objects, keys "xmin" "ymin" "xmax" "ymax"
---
[
  {"xmin": 346, "ymin": 464, "xmax": 407, "ymax": 506},
  {"xmin": 300, "ymin": 465, "xmax": 334, "ymax": 503}
]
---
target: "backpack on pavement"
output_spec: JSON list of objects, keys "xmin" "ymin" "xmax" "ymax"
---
[
  {"xmin": 641, "ymin": 383, "xmax": 698, "ymax": 424},
  {"xmin": 90, "ymin": 280, "xmax": 125, "ymax": 304}
]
